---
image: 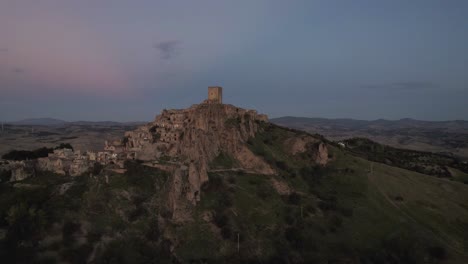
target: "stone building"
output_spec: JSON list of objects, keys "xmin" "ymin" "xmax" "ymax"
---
[{"xmin": 207, "ymin": 86, "xmax": 222, "ymax": 104}]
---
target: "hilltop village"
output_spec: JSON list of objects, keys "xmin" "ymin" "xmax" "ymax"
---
[
  {"xmin": 0, "ymin": 87, "xmax": 270, "ymax": 181},
  {"xmin": 0, "ymin": 86, "xmax": 330, "ymax": 219}
]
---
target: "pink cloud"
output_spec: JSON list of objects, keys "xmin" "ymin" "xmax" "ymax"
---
[{"xmin": 0, "ymin": 4, "xmax": 130, "ymax": 97}]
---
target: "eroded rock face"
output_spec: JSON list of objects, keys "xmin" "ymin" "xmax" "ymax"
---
[
  {"xmin": 314, "ymin": 142, "xmax": 329, "ymax": 165},
  {"xmin": 5, "ymin": 161, "xmax": 36, "ymax": 182},
  {"xmin": 124, "ymin": 103, "xmax": 272, "ymax": 219},
  {"xmin": 123, "ymin": 101, "xmax": 330, "ymax": 222},
  {"xmin": 283, "ymin": 135, "xmax": 329, "ymax": 166}
]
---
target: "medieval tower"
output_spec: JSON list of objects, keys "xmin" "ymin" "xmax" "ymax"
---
[{"xmin": 208, "ymin": 86, "xmax": 223, "ymax": 104}]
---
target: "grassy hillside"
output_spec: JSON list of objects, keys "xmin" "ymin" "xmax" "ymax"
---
[
  {"xmin": 1, "ymin": 124, "xmax": 468, "ymax": 263},
  {"xmin": 343, "ymin": 137, "xmax": 468, "ymax": 181},
  {"xmin": 270, "ymin": 116, "xmax": 468, "ymax": 160}
]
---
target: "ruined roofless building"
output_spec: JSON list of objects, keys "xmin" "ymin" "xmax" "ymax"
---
[{"xmin": 207, "ymin": 86, "xmax": 222, "ymax": 104}]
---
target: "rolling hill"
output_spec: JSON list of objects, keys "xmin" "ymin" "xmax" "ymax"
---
[
  {"xmin": 1, "ymin": 122, "xmax": 467, "ymax": 263},
  {"xmin": 271, "ymin": 117, "xmax": 468, "ymax": 159}
]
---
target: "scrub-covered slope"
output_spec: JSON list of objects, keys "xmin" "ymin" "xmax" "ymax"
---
[{"xmin": 1, "ymin": 123, "xmax": 468, "ymax": 263}]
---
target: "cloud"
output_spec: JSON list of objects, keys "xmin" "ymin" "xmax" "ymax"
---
[
  {"xmin": 154, "ymin": 40, "xmax": 181, "ymax": 60},
  {"xmin": 363, "ymin": 81, "xmax": 438, "ymax": 91}
]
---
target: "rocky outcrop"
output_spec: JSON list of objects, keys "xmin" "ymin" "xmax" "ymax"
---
[
  {"xmin": 284, "ymin": 135, "xmax": 329, "ymax": 166},
  {"xmin": 117, "ymin": 89, "xmax": 328, "ymax": 222},
  {"xmin": 0, "ymin": 160, "xmax": 36, "ymax": 182},
  {"xmin": 123, "ymin": 103, "xmax": 272, "ymax": 220},
  {"xmin": 314, "ymin": 142, "xmax": 329, "ymax": 165}
]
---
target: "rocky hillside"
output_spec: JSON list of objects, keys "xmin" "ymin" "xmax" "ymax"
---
[
  {"xmin": 271, "ymin": 116, "xmax": 468, "ymax": 159},
  {"xmin": 1, "ymin": 105, "xmax": 468, "ymax": 263},
  {"xmin": 123, "ymin": 103, "xmax": 327, "ymax": 221}
]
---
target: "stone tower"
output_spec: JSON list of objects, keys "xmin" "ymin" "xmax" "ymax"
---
[{"xmin": 208, "ymin": 86, "xmax": 223, "ymax": 104}]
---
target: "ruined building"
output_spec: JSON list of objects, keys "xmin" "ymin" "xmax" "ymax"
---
[{"xmin": 207, "ymin": 86, "xmax": 223, "ymax": 104}]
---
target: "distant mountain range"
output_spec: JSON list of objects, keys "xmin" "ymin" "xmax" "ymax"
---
[{"xmin": 7, "ymin": 118, "xmax": 146, "ymax": 126}]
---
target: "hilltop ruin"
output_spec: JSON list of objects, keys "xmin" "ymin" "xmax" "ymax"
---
[{"xmin": 0, "ymin": 87, "xmax": 328, "ymax": 221}]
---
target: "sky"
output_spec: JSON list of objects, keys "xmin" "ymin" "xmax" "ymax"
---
[{"xmin": 0, "ymin": 0, "xmax": 467, "ymax": 122}]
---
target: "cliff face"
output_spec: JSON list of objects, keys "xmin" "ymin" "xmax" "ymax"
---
[
  {"xmin": 124, "ymin": 102, "xmax": 331, "ymax": 221},
  {"xmin": 124, "ymin": 103, "xmax": 272, "ymax": 219}
]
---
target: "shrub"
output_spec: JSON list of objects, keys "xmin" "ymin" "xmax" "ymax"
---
[
  {"xmin": 145, "ymin": 221, "xmax": 160, "ymax": 242},
  {"xmin": 317, "ymin": 199, "xmax": 337, "ymax": 212},
  {"xmin": 2, "ymin": 147, "xmax": 52, "ymax": 160},
  {"xmin": 62, "ymin": 221, "xmax": 81, "ymax": 246},
  {"xmin": 55, "ymin": 143, "xmax": 73, "ymax": 151},
  {"xmin": 276, "ymin": 161, "xmax": 288, "ymax": 171},
  {"xmin": 60, "ymin": 244, "xmax": 93, "ymax": 264},
  {"xmin": 128, "ymin": 206, "xmax": 147, "ymax": 222},
  {"xmin": 0, "ymin": 169, "xmax": 12, "ymax": 182},
  {"xmin": 427, "ymin": 246, "xmax": 446, "ymax": 260},
  {"xmin": 92, "ymin": 162, "xmax": 103, "ymax": 175},
  {"xmin": 328, "ymin": 215, "xmax": 343, "ymax": 232},
  {"xmin": 338, "ymin": 206, "xmax": 354, "ymax": 217},
  {"xmin": 285, "ymin": 227, "xmax": 304, "ymax": 250},
  {"xmin": 221, "ymin": 226, "xmax": 232, "ymax": 240},
  {"xmin": 287, "ymin": 192, "xmax": 301, "ymax": 205},
  {"xmin": 213, "ymin": 211, "xmax": 229, "ymax": 228}
]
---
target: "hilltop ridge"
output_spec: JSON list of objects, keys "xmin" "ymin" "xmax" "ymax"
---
[
  {"xmin": 1, "ymin": 88, "xmax": 468, "ymax": 263},
  {"xmin": 110, "ymin": 89, "xmax": 328, "ymax": 220}
]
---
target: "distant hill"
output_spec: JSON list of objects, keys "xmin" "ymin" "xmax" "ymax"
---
[
  {"xmin": 69, "ymin": 121, "xmax": 147, "ymax": 126},
  {"xmin": 11, "ymin": 118, "xmax": 68, "ymax": 126},
  {"xmin": 271, "ymin": 116, "xmax": 468, "ymax": 159},
  {"xmin": 271, "ymin": 116, "xmax": 468, "ymax": 131},
  {"xmin": 8, "ymin": 118, "xmax": 146, "ymax": 127}
]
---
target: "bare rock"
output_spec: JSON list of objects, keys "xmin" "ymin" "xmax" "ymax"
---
[{"xmin": 270, "ymin": 177, "xmax": 292, "ymax": 195}]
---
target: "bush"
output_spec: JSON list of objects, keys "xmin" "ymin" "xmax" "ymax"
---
[
  {"xmin": 62, "ymin": 221, "xmax": 81, "ymax": 242},
  {"xmin": 2, "ymin": 143, "xmax": 74, "ymax": 161},
  {"xmin": 227, "ymin": 176, "xmax": 236, "ymax": 184},
  {"xmin": 221, "ymin": 226, "xmax": 232, "ymax": 240},
  {"xmin": 206, "ymin": 173, "xmax": 224, "ymax": 190},
  {"xmin": 276, "ymin": 161, "xmax": 288, "ymax": 171},
  {"xmin": 6, "ymin": 203, "xmax": 46, "ymax": 242},
  {"xmin": 285, "ymin": 227, "xmax": 304, "ymax": 250},
  {"xmin": 145, "ymin": 221, "xmax": 160, "ymax": 242},
  {"xmin": 55, "ymin": 143, "xmax": 73, "ymax": 151},
  {"xmin": 328, "ymin": 215, "xmax": 343, "ymax": 232},
  {"xmin": 2, "ymin": 147, "xmax": 53, "ymax": 160},
  {"xmin": 92, "ymin": 162, "xmax": 103, "ymax": 175},
  {"xmin": 287, "ymin": 192, "xmax": 301, "ymax": 205},
  {"xmin": 213, "ymin": 211, "xmax": 229, "ymax": 228},
  {"xmin": 211, "ymin": 152, "xmax": 237, "ymax": 169},
  {"xmin": 427, "ymin": 246, "xmax": 446, "ymax": 260},
  {"xmin": 60, "ymin": 244, "xmax": 93, "ymax": 264},
  {"xmin": 128, "ymin": 207, "xmax": 147, "ymax": 222},
  {"xmin": 338, "ymin": 206, "xmax": 354, "ymax": 217},
  {"xmin": 318, "ymin": 200, "xmax": 337, "ymax": 212},
  {"xmin": 124, "ymin": 160, "xmax": 144, "ymax": 178},
  {"xmin": 0, "ymin": 169, "xmax": 12, "ymax": 182}
]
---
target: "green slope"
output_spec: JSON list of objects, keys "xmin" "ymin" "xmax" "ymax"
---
[{"xmin": 1, "ymin": 124, "xmax": 468, "ymax": 263}]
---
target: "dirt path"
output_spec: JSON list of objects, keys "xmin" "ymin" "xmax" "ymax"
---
[{"xmin": 208, "ymin": 168, "xmax": 259, "ymax": 174}]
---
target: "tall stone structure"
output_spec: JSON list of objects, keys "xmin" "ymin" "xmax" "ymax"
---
[{"xmin": 207, "ymin": 86, "xmax": 222, "ymax": 104}]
